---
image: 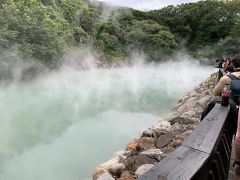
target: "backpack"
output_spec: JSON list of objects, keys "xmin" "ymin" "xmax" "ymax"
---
[{"xmin": 227, "ymin": 74, "xmax": 240, "ymax": 105}]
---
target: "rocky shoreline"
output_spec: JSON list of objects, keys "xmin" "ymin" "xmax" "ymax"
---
[{"xmin": 92, "ymin": 71, "xmax": 217, "ymax": 180}]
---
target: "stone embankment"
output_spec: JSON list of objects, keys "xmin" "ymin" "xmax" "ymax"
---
[{"xmin": 93, "ymin": 72, "xmax": 217, "ymax": 180}]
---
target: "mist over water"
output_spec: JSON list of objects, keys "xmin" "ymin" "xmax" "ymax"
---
[
  {"xmin": 95, "ymin": 0, "xmax": 200, "ymax": 10},
  {"xmin": 0, "ymin": 60, "xmax": 213, "ymax": 180}
]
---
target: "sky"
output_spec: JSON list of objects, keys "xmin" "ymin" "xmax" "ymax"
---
[{"xmin": 96, "ymin": 0, "xmax": 200, "ymax": 10}]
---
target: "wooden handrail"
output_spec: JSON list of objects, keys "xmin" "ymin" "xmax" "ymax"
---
[{"xmin": 138, "ymin": 69, "xmax": 236, "ymax": 180}]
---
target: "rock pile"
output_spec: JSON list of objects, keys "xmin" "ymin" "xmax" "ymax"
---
[{"xmin": 93, "ymin": 72, "xmax": 218, "ymax": 180}]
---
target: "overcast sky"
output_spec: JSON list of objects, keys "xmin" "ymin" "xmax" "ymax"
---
[{"xmin": 97, "ymin": 0, "xmax": 200, "ymax": 10}]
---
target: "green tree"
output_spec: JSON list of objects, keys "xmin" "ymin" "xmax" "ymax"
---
[
  {"xmin": 126, "ymin": 20, "xmax": 177, "ymax": 54},
  {"xmin": 0, "ymin": 0, "xmax": 68, "ymax": 65}
]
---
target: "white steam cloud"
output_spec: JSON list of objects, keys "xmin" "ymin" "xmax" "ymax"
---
[
  {"xmin": 95, "ymin": 0, "xmax": 200, "ymax": 10},
  {"xmin": 0, "ymin": 51, "xmax": 214, "ymax": 180}
]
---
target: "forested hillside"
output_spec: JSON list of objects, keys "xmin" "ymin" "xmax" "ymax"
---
[{"xmin": 0, "ymin": 0, "xmax": 240, "ymax": 67}]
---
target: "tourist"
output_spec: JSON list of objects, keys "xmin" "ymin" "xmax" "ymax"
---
[
  {"xmin": 222, "ymin": 57, "xmax": 232, "ymax": 69},
  {"xmin": 225, "ymin": 64, "xmax": 234, "ymax": 75},
  {"xmin": 213, "ymin": 55, "xmax": 240, "ymax": 96},
  {"xmin": 215, "ymin": 59, "xmax": 224, "ymax": 68}
]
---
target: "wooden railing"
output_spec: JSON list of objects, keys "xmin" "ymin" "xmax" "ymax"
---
[{"xmin": 138, "ymin": 69, "xmax": 236, "ymax": 180}]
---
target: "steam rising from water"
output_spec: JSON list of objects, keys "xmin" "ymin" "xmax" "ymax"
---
[
  {"xmin": 0, "ymin": 60, "xmax": 213, "ymax": 180},
  {"xmin": 95, "ymin": 0, "xmax": 200, "ymax": 10}
]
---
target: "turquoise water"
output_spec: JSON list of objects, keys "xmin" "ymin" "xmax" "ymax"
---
[{"xmin": 0, "ymin": 60, "xmax": 212, "ymax": 180}]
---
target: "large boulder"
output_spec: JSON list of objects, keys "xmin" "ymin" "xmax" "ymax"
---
[
  {"xmin": 181, "ymin": 110, "xmax": 196, "ymax": 120},
  {"xmin": 176, "ymin": 104, "xmax": 187, "ymax": 114},
  {"xmin": 141, "ymin": 148, "xmax": 165, "ymax": 161},
  {"xmin": 162, "ymin": 146, "xmax": 175, "ymax": 154},
  {"xmin": 108, "ymin": 163, "xmax": 125, "ymax": 177},
  {"xmin": 169, "ymin": 123, "xmax": 187, "ymax": 134},
  {"xmin": 127, "ymin": 137, "xmax": 155, "ymax": 152},
  {"xmin": 141, "ymin": 129, "xmax": 157, "ymax": 138},
  {"xmin": 138, "ymin": 137, "xmax": 155, "ymax": 151},
  {"xmin": 125, "ymin": 154, "xmax": 158, "ymax": 173},
  {"xmin": 150, "ymin": 120, "xmax": 171, "ymax": 131},
  {"xmin": 155, "ymin": 132, "xmax": 173, "ymax": 149},
  {"xmin": 183, "ymin": 117, "xmax": 198, "ymax": 124},
  {"xmin": 167, "ymin": 115, "xmax": 186, "ymax": 125}
]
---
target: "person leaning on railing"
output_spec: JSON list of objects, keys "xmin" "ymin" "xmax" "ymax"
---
[
  {"xmin": 213, "ymin": 55, "xmax": 240, "ymax": 96},
  {"xmin": 213, "ymin": 54, "xmax": 240, "ymax": 180}
]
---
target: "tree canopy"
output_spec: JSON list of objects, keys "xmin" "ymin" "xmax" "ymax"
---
[{"xmin": 0, "ymin": 0, "xmax": 240, "ymax": 66}]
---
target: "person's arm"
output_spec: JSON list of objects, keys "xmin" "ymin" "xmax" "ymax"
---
[{"xmin": 213, "ymin": 77, "xmax": 227, "ymax": 96}]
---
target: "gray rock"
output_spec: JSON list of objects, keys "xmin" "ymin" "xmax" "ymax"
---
[
  {"xmin": 169, "ymin": 123, "xmax": 187, "ymax": 134},
  {"xmin": 150, "ymin": 120, "xmax": 171, "ymax": 130},
  {"xmin": 97, "ymin": 173, "xmax": 114, "ymax": 180},
  {"xmin": 176, "ymin": 96, "xmax": 190, "ymax": 108},
  {"xmin": 168, "ymin": 116, "xmax": 185, "ymax": 125},
  {"xmin": 189, "ymin": 91, "xmax": 198, "ymax": 97},
  {"xmin": 138, "ymin": 137, "xmax": 155, "ymax": 151},
  {"xmin": 163, "ymin": 112, "xmax": 179, "ymax": 120},
  {"xmin": 177, "ymin": 104, "xmax": 187, "ymax": 114},
  {"xmin": 141, "ymin": 148, "xmax": 165, "ymax": 161},
  {"xmin": 182, "ymin": 117, "xmax": 198, "ymax": 124},
  {"xmin": 181, "ymin": 111, "xmax": 196, "ymax": 119},
  {"xmin": 127, "ymin": 139, "xmax": 140, "ymax": 152},
  {"xmin": 187, "ymin": 97, "xmax": 198, "ymax": 103},
  {"xmin": 182, "ymin": 130, "xmax": 193, "ymax": 137},
  {"xmin": 195, "ymin": 87, "xmax": 202, "ymax": 93},
  {"xmin": 174, "ymin": 130, "xmax": 193, "ymax": 142},
  {"xmin": 155, "ymin": 132, "xmax": 173, "ymax": 149},
  {"xmin": 184, "ymin": 101, "xmax": 197, "ymax": 111},
  {"xmin": 125, "ymin": 154, "xmax": 158, "ymax": 172},
  {"xmin": 141, "ymin": 129, "xmax": 156, "ymax": 138},
  {"xmin": 175, "ymin": 134, "xmax": 185, "ymax": 140},
  {"xmin": 135, "ymin": 164, "xmax": 154, "ymax": 177},
  {"xmin": 186, "ymin": 124, "xmax": 197, "ymax": 130},
  {"xmin": 119, "ymin": 171, "xmax": 135, "ymax": 180},
  {"xmin": 113, "ymin": 150, "xmax": 130, "ymax": 163},
  {"xmin": 201, "ymin": 82, "xmax": 208, "ymax": 89},
  {"xmin": 171, "ymin": 139, "xmax": 184, "ymax": 147},
  {"xmin": 199, "ymin": 96, "xmax": 211, "ymax": 107},
  {"xmin": 162, "ymin": 146, "xmax": 175, "ymax": 154},
  {"xmin": 151, "ymin": 129, "xmax": 170, "ymax": 137},
  {"xmin": 204, "ymin": 90, "xmax": 211, "ymax": 95},
  {"xmin": 193, "ymin": 106, "xmax": 203, "ymax": 116},
  {"xmin": 181, "ymin": 95, "xmax": 190, "ymax": 103},
  {"xmin": 108, "ymin": 163, "xmax": 125, "ymax": 176}
]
